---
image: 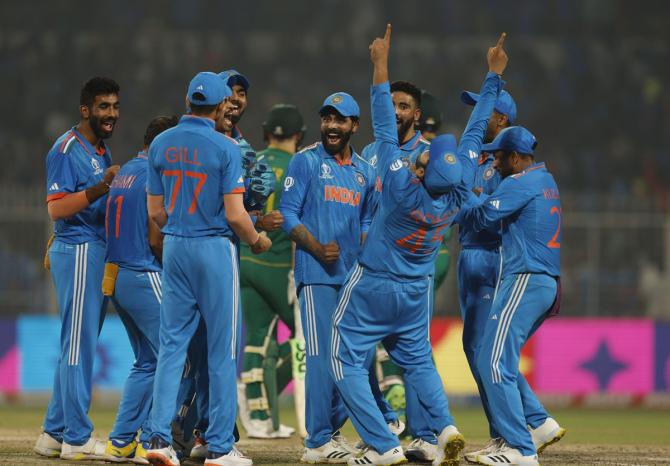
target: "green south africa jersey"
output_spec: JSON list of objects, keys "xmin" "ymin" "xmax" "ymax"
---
[{"xmin": 240, "ymin": 147, "xmax": 293, "ymax": 267}]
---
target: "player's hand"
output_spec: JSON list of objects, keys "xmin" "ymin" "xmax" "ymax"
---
[
  {"xmin": 287, "ymin": 269, "xmax": 297, "ymax": 306},
  {"xmin": 250, "ymin": 233, "xmax": 272, "ymax": 254},
  {"xmin": 257, "ymin": 210, "xmax": 284, "ymax": 231},
  {"xmin": 317, "ymin": 241, "xmax": 340, "ymax": 264},
  {"xmin": 487, "ymin": 32, "xmax": 508, "ymax": 76},
  {"xmin": 369, "ymin": 23, "xmax": 392, "ymax": 64},
  {"xmin": 472, "ymin": 187, "xmax": 484, "ymax": 197},
  {"xmin": 104, "ymin": 165, "xmax": 121, "ymax": 186}
]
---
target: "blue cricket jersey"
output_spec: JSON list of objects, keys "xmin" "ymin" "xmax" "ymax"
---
[
  {"xmin": 146, "ymin": 115, "xmax": 245, "ymax": 238},
  {"xmin": 280, "ymin": 142, "xmax": 376, "ymax": 287},
  {"xmin": 361, "ymin": 130, "xmax": 430, "ymax": 169},
  {"xmin": 45, "ymin": 127, "xmax": 113, "ymax": 243},
  {"xmin": 106, "ymin": 151, "xmax": 161, "ymax": 272},
  {"xmin": 459, "ymin": 154, "xmax": 502, "ymax": 249},
  {"xmin": 358, "ymin": 82, "xmax": 465, "ymax": 279},
  {"xmin": 459, "ymin": 162, "xmax": 561, "ymax": 278}
]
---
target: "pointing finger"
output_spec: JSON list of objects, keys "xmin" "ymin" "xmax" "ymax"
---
[
  {"xmin": 496, "ymin": 32, "xmax": 506, "ymax": 48},
  {"xmin": 384, "ymin": 23, "xmax": 392, "ymax": 42}
]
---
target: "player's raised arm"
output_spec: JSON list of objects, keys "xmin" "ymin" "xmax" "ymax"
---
[{"xmin": 457, "ymin": 32, "xmax": 508, "ymax": 189}]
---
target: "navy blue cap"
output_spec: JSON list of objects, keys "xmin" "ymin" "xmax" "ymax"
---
[
  {"xmin": 424, "ymin": 134, "xmax": 462, "ymax": 195},
  {"xmin": 319, "ymin": 92, "xmax": 360, "ymax": 118},
  {"xmin": 481, "ymin": 126, "xmax": 537, "ymax": 155},
  {"xmin": 187, "ymin": 72, "xmax": 231, "ymax": 106},
  {"xmin": 219, "ymin": 69, "xmax": 250, "ymax": 91},
  {"xmin": 461, "ymin": 89, "xmax": 517, "ymax": 124}
]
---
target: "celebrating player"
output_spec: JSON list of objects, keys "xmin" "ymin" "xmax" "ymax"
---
[
  {"xmin": 330, "ymin": 24, "xmax": 472, "ymax": 466},
  {"xmin": 102, "ymin": 115, "xmax": 179, "ymax": 464},
  {"xmin": 144, "ymin": 72, "xmax": 271, "ymax": 466},
  {"xmin": 457, "ymin": 126, "xmax": 562, "ymax": 466},
  {"xmin": 279, "ymin": 84, "xmax": 379, "ymax": 462},
  {"xmin": 239, "ymin": 104, "xmax": 306, "ymax": 438},
  {"xmin": 35, "ymin": 77, "xmax": 120, "ymax": 461}
]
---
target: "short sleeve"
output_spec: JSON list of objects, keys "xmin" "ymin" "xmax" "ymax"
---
[
  {"xmin": 279, "ymin": 152, "xmax": 313, "ymax": 233},
  {"xmin": 221, "ymin": 143, "xmax": 245, "ymax": 195},
  {"xmin": 146, "ymin": 144, "xmax": 164, "ymax": 195},
  {"xmin": 46, "ymin": 151, "xmax": 77, "ymax": 202}
]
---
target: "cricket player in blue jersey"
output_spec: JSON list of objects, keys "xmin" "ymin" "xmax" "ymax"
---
[
  {"xmin": 458, "ymin": 89, "xmax": 565, "ymax": 465},
  {"xmin": 144, "ymin": 72, "xmax": 271, "ymax": 466},
  {"xmin": 458, "ymin": 126, "xmax": 562, "ymax": 466},
  {"xmin": 102, "ymin": 115, "xmax": 179, "ymax": 464},
  {"xmin": 331, "ymin": 25, "xmax": 475, "ymax": 466},
  {"xmin": 35, "ymin": 77, "xmax": 121, "ymax": 461},
  {"xmin": 279, "ymin": 83, "xmax": 382, "ymax": 462}
]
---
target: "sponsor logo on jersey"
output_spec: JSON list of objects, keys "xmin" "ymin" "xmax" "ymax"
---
[
  {"xmin": 483, "ymin": 293, "xmax": 491, "ymax": 300},
  {"xmin": 355, "ymin": 173, "xmax": 365, "ymax": 187},
  {"xmin": 368, "ymin": 154, "xmax": 378, "ymax": 167},
  {"xmin": 284, "ymin": 176, "xmax": 295, "ymax": 191},
  {"xmin": 238, "ymin": 176, "xmax": 244, "ymax": 183},
  {"xmin": 320, "ymin": 163, "xmax": 334, "ymax": 179},
  {"xmin": 469, "ymin": 149, "xmax": 479, "ymax": 159},
  {"xmin": 91, "ymin": 158, "xmax": 103, "ymax": 175},
  {"xmin": 489, "ymin": 199, "xmax": 500, "ymax": 209},
  {"xmin": 390, "ymin": 159, "xmax": 403, "ymax": 171},
  {"xmin": 491, "ymin": 314, "xmax": 498, "ymax": 320},
  {"xmin": 49, "ymin": 183, "xmax": 59, "ymax": 191},
  {"xmin": 324, "ymin": 185, "xmax": 361, "ymax": 206}
]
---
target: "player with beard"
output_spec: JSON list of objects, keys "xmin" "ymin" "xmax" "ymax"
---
[
  {"xmin": 35, "ymin": 77, "xmax": 121, "ymax": 461},
  {"xmin": 279, "ymin": 92, "xmax": 378, "ymax": 463}
]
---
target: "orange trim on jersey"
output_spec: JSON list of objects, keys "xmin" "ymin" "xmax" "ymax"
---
[
  {"xmin": 335, "ymin": 157, "xmax": 352, "ymax": 166},
  {"xmin": 96, "ymin": 144, "xmax": 106, "ymax": 156},
  {"xmin": 512, "ymin": 163, "xmax": 545, "ymax": 179},
  {"xmin": 46, "ymin": 192, "xmax": 67, "ymax": 203},
  {"xmin": 59, "ymin": 132, "xmax": 76, "ymax": 152},
  {"xmin": 478, "ymin": 152, "xmax": 490, "ymax": 166},
  {"xmin": 229, "ymin": 187, "xmax": 245, "ymax": 194}
]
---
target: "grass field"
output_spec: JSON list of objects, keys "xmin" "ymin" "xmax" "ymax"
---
[{"xmin": 1, "ymin": 403, "xmax": 668, "ymax": 465}]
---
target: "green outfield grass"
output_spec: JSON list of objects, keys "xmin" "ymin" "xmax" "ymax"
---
[{"xmin": 0, "ymin": 402, "xmax": 668, "ymax": 465}]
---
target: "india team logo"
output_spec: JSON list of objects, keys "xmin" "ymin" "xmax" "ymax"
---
[
  {"xmin": 355, "ymin": 173, "xmax": 365, "ymax": 186},
  {"xmin": 284, "ymin": 176, "xmax": 295, "ymax": 191},
  {"xmin": 90, "ymin": 158, "xmax": 103, "ymax": 175},
  {"xmin": 320, "ymin": 163, "xmax": 333, "ymax": 179},
  {"xmin": 444, "ymin": 153, "xmax": 456, "ymax": 164}
]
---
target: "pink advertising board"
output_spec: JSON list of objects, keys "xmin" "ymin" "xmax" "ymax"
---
[{"xmin": 533, "ymin": 319, "xmax": 654, "ymax": 394}]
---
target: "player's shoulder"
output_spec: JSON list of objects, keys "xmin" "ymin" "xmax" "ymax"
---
[
  {"xmin": 49, "ymin": 129, "xmax": 78, "ymax": 157},
  {"xmin": 297, "ymin": 141, "xmax": 320, "ymax": 156}
]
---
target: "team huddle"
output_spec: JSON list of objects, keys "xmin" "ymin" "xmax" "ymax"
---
[{"xmin": 35, "ymin": 25, "xmax": 564, "ymax": 466}]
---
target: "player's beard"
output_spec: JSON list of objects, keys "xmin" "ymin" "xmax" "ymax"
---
[
  {"xmin": 321, "ymin": 128, "xmax": 352, "ymax": 155},
  {"xmin": 89, "ymin": 114, "xmax": 116, "ymax": 139},
  {"xmin": 397, "ymin": 117, "xmax": 414, "ymax": 143}
]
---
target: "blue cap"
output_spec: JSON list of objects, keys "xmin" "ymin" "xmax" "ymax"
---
[
  {"xmin": 461, "ymin": 89, "xmax": 517, "ymax": 124},
  {"xmin": 187, "ymin": 72, "xmax": 231, "ymax": 106},
  {"xmin": 481, "ymin": 126, "xmax": 537, "ymax": 155},
  {"xmin": 424, "ymin": 134, "xmax": 462, "ymax": 195},
  {"xmin": 319, "ymin": 92, "xmax": 360, "ymax": 118},
  {"xmin": 219, "ymin": 69, "xmax": 250, "ymax": 91}
]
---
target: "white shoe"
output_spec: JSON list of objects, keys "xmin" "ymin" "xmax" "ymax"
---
[
  {"xmin": 405, "ymin": 438, "xmax": 438, "ymax": 462},
  {"xmin": 60, "ymin": 437, "xmax": 107, "ymax": 460},
  {"xmin": 530, "ymin": 417, "xmax": 566, "ymax": 453},
  {"xmin": 146, "ymin": 437, "xmax": 181, "ymax": 466},
  {"xmin": 353, "ymin": 420, "xmax": 406, "ymax": 451},
  {"xmin": 190, "ymin": 434, "xmax": 208, "ymax": 459},
  {"xmin": 301, "ymin": 437, "xmax": 354, "ymax": 463},
  {"xmin": 348, "ymin": 446, "xmax": 407, "ymax": 465},
  {"xmin": 432, "ymin": 425, "xmax": 465, "ymax": 466},
  {"xmin": 475, "ymin": 444, "xmax": 538, "ymax": 466},
  {"xmin": 388, "ymin": 419, "xmax": 405, "ymax": 437},
  {"xmin": 246, "ymin": 418, "xmax": 295, "ymax": 439},
  {"xmin": 464, "ymin": 438, "xmax": 503, "ymax": 463},
  {"xmin": 34, "ymin": 432, "xmax": 62, "ymax": 457},
  {"xmin": 204, "ymin": 445, "xmax": 253, "ymax": 466}
]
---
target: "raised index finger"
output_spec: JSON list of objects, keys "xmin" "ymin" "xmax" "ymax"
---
[
  {"xmin": 496, "ymin": 32, "xmax": 506, "ymax": 48},
  {"xmin": 384, "ymin": 23, "xmax": 392, "ymax": 42}
]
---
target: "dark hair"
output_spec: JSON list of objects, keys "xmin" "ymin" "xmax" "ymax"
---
[
  {"xmin": 80, "ymin": 77, "xmax": 120, "ymax": 107},
  {"xmin": 189, "ymin": 103, "xmax": 219, "ymax": 116},
  {"xmin": 144, "ymin": 115, "xmax": 179, "ymax": 147},
  {"xmin": 391, "ymin": 81, "xmax": 422, "ymax": 107}
]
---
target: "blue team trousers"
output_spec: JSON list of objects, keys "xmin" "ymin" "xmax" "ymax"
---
[
  {"xmin": 299, "ymin": 284, "xmax": 349, "ymax": 448},
  {"xmin": 331, "ymin": 265, "xmax": 455, "ymax": 455},
  {"xmin": 109, "ymin": 268, "xmax": 162, "ymax": 444},
  {"xmin": 458, "ymin": 248, "xmax": 548, "ymax": 438},
  {"xmin": 476, "ymin": 273, "xmax": 557, "ymax": 456},
  {"xmin": 149, "ymin": 235, "xmax": 239, "ymax": 455},
  {"xmin": 43, "ymin": 239, "xmax": 107, "ymax": 445}
]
